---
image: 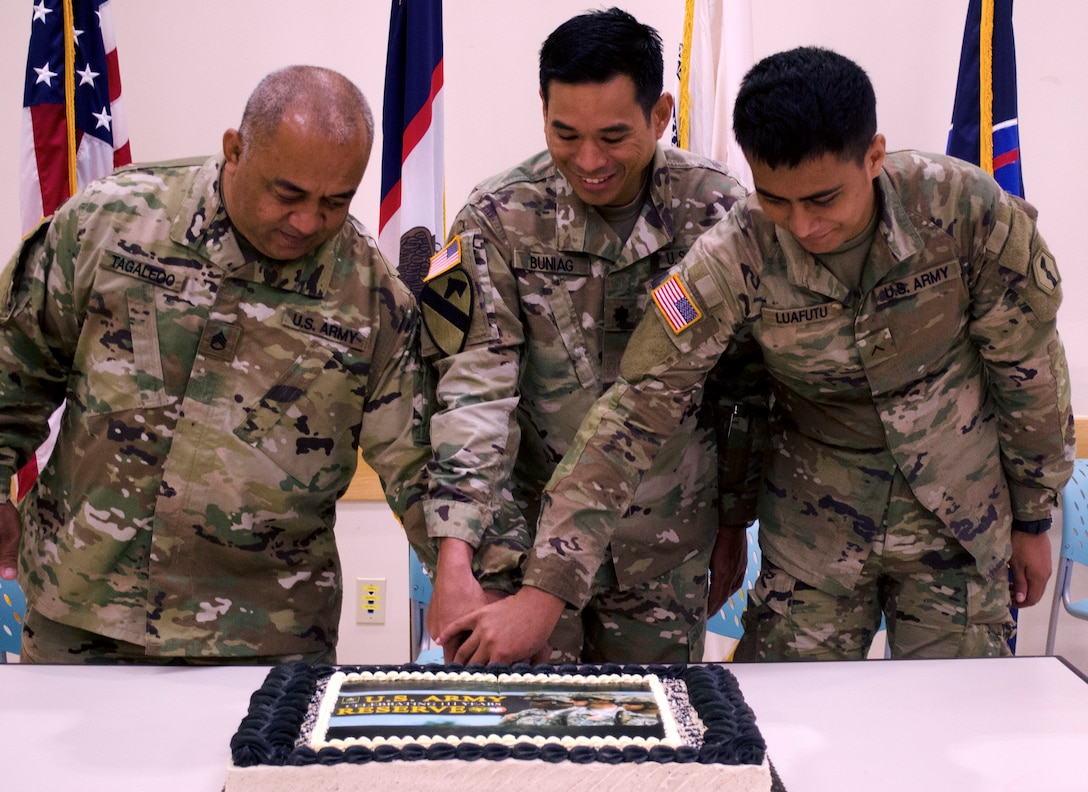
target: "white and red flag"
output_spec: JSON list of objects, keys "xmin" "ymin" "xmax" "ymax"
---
[{"xmin": 378, "ymin": 0, "xmax": 445, "ymax": 298}]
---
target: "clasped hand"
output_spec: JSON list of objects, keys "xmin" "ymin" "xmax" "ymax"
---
[{"xmin": 435, "ymin": 585, "xmax": 564, "ymax": 666}]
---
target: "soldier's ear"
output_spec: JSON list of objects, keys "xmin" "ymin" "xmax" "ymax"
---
[
  {"xmin": 223, "ymin": 129, "xmax": 243, "ymax": 165},
  {"xmin": 651, "ymin": 93, "xmax": 674, "ymax": 139},
  {"xmin": 864, "ymin": 134, "xmax": 886, "ymax": 179}
]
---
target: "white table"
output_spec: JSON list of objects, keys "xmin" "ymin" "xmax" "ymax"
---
[
  {"xmin": 732, "ymin": 656, "xmax": 1088, "ymax": 791},
  {"xmin": 1, "ymin": 657, "xmax": 1085, "ymax": 792}
]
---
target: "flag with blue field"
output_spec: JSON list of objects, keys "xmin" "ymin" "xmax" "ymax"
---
[
  {"xmin": 947, "ymin": 0, "xmax": 1023, "ymax": 197},
  {"xmin": 379, "ymin": 0, "xmax": 445, "ymax": 297}
]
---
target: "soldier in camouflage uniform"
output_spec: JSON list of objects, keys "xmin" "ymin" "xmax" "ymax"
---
[
  {"xmin": 443, "ymin": 47, "xmax": 1074, "ymax": 663},
  {"xmin": 0, "ymin": 66, "xmax": 429, "ymax": 664},
  {"xmin": 421, "ymin": 8, "xmax": 764, "ymax": 665},
  {"xmin": 499, "ymin": 696, "xmax": 576, "ymax": 728}
]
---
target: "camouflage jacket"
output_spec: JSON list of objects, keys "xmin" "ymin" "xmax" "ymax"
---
[
  {"xmin": 0, "ymin": 155, "xmax": 429, "ymax": 658},
  {"xmin": 532, "ymin": 150, "xmax": 1074, "ymax": 604},
  {"xmin": 421, "ymin": 145, "xmax": 762, "ymax": 596}
]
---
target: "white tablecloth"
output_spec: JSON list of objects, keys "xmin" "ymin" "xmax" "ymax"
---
[{"xmin": 2, "ymin": 656, "xmax": 1085, "ymax": 792}]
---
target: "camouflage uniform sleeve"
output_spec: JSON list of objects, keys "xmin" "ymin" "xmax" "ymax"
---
[
  {"xmin": 970, "ymin": 189, "xmax": 1074, "ymax": 519},
  {"xmin": 672, "ymin": 157, "xmax": 767, "ymax": 528},
  {"xmin": 355, "ymin": 252, "xmax": 436, "ymax": 567},
  {"xmin": 525, "ymin": 228, "xmax": 751, "ymax": 607},
  {"xmin": 421, "ymin": 204, "xmax": 531, "ymax": 589},
  {"xmin": 0, "ymin": 207, "xmax": 84, "ymax": 495}
]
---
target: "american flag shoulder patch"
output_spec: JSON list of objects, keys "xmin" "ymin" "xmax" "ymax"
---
[
  {"xmin": 651, "ymin": 273, "xmax": 702, "ymax": 334},
  {"xmin": 424, "ymin": 237, "xmax": 461, "ymax": 282}
]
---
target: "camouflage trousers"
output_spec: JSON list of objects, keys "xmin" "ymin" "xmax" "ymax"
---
[
  {"xmin": 19, "ymin": 607, "xmax": 335, "ymax": 665},
  {"xmin": 547, "ymin": 542, "xmax": 712, "ymax": 664},
  {"xmin": 735, "ymin": 473, "xmax": 1015, "ymax": 662}
]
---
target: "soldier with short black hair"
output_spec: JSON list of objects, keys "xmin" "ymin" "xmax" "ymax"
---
[
  {"xmin": 443, "ymin": 46, "xmax": 1074, "ymax": 663},
  {"xmin": 420, "ymin": 7, "xmax": 765, "ymax": 665}
]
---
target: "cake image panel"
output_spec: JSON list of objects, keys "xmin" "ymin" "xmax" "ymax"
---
[{"xmin": 225, "ymin": 662, "xmax": 777, "ymax": 792}]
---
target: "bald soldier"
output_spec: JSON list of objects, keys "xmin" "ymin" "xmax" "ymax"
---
[{"xmin": 0, "ymin": 66, "xmax": 429, "ymax": 664}]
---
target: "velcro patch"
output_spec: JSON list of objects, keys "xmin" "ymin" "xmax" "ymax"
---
[
  {"xmin": 874, "ymin": 264, "xmax": 956, "ymax": 307},
  {"xmin": 284, "ymin": 310, "xmax": 369, "ymax": 351},
  {"xmin": 651, "ymin": 273, "xmax": 702, "ymax": 334},
  {"xmin": 199, "ymin": 321, "xmax": 242, "ymax": 361},
  {"xmin": 1032, "ymin": 246, "xmax": 1059, "ymax": 295},
  {"xmin": 102, "ymin": 251, "xmax": 185, "ymax": 292},
  {"xmin": 424, "ymin": 237, "xmax": 461, "ymax": 282},
  {"xmin": 513, "ymin": 250, "xmax": 592, "ymax": 277},
  {"xmin": 762, "ymin": 302, "xmax": 843, "ymax": 325},
  {"xmin": 856, "ymin": 326, "xmax": 897, "ymax": 366},
  {"xmin": 421, "ymin": 267, "xmax": 474, "ymax": 356}
]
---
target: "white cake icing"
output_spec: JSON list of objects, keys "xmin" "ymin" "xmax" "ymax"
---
[{"xmin": 225, "ymin": 756, "xmax": 775, "ymax": 792}]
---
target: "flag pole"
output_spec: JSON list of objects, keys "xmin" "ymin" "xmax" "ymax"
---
[
  {"xmin": 62, "ymin": 0, "xmax": 77, "ymax": 196},
  {"xmin": 676, "ymin": 0, "xmax": 696, "ymax": 151},
  {"xmin": 978, "ymin": 0, "xmax": 995, "ymax": 177}
]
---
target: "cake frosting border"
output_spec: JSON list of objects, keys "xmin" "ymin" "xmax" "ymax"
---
[{"xmin": 229, "ymin": 662, "xmax": 767, "ymax": 769}]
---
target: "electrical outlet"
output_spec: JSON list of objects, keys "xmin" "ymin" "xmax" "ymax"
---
[{"xmin": 356, "ymin": 577, "xmax": 386, "ymax": 624}]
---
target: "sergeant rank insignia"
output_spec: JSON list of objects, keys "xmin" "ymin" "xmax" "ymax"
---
[
  {"xmin": 421, "ymin": 236, "xmax": 474, "ymax": 356},
  {"xmin": 651, "ymin": 273, "xmax": 702, "ymax": 334}
]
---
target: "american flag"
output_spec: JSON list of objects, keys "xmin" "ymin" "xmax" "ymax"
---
[
  {"xmin": 16, "ymin": 0, "xmax": 130, "ymax": 500},
  {"xmin": 424, "ymin": 236, "xmax": 460, "ymax": 281},
  {"xmin": 21, "ymin": 0, "xmax": 130, "ymax": 235},
  {"xmin": 652, "ymin": 274, "xmax": 702, "ymax": 334}
]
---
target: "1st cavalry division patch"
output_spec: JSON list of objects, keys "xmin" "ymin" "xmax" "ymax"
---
[{"xmin": 421, "ymin": 237, "xmax": 474, "ymax": 356}]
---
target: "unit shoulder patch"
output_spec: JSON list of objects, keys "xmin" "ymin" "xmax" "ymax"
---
[
  {"xmin": 420, "ymin": 265, "xmax": 474, "ymax": 357},
  {"xmin": 1032, "ymin": 245, "xmax": 1059, "ymax": 295}
]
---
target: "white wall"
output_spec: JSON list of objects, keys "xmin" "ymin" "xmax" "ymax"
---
[
  {"xmin": 2, "ymin": 1, "xmax": 1084, "ymax": 662},
  {"xmin": 2, "ymin": 1, "xmax": 1083, "ymax": 406},
  {"xmin": 334, "ymin": 502, "xmax": 412, "ymax": 663}
]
